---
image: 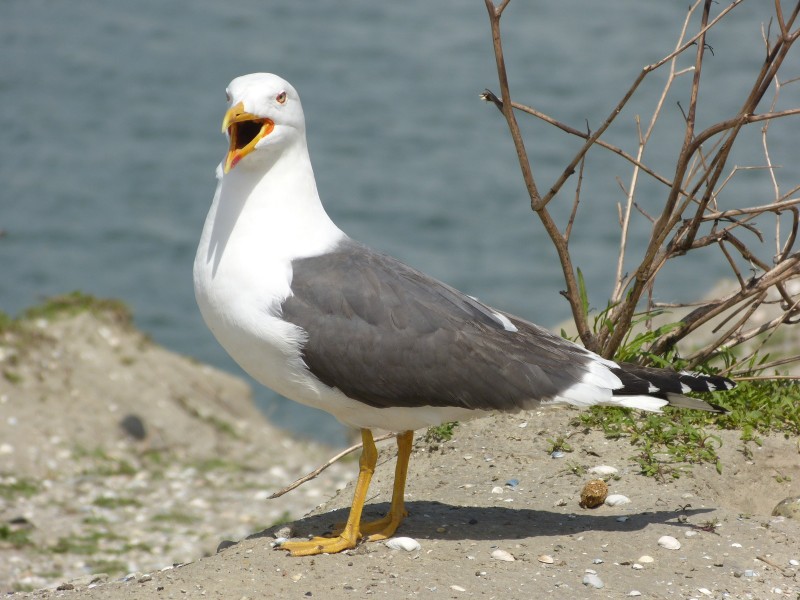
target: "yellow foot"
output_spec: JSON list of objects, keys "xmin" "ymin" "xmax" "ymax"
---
[
  {"xmin": 360, "ymin": 511, "xmax": 407, "ymax": 541},
  {"xmin": 329, "ymin": 509, "xmax": 407, "ymax": 541},
  {"xmin": 279, "ymin": 534, "xmax": 361, "ymax": 557}
]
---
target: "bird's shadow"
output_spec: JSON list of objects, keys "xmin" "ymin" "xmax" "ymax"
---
[{"xmin": 248, "ymin": 500, "xmax": 714, "ymax": 544}]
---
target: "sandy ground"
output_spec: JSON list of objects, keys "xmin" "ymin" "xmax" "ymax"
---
[{"xmin": 2, "ymin": 307, "xmax": 800, "ymax": 599}]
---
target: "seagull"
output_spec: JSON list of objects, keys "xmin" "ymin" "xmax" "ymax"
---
[{"xmin": 194, "ymin": 73, "xmax": 734, "ymax": 556}]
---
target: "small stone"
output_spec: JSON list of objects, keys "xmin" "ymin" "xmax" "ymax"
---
[
  {"xmin": 579, "ymin": 480, "xmax": 609, "ymax": 509},
  {"xmin": 637, "ymin": 555, "xmax": 654, "ymax": 564},
  {"xmin": 743, "ymin": 569, "xmax": 757, "ymax": 577},
  {"xmin": 628, "ymin": 592, "xmax": 642, "ymax": 597},
  {"xmin": 773, "ymin": 587, "xmax": 783, "ymax": 594},
  {"xmin": 616, "ymin": 516, "xmax": 629, "ymax": 522},
  {"xmin": 491, "ymin": 549, "xmax": 515, "ymax": 562},
  {"xmin": 592, "ymin": 558, "xmax": 603, "ymax": 564},
  {"xmin": 56, "ymin": 584, "xmax": 75, "ymax": 591},
  {"xmin": 450, "ymin": 585, "xmax": 466, "ymax": 592},
  {"xmin": 605, "ymin": 494, "xmax": 631, "ymax": 507},
  {"xmin": 119, "ymin": 414, "xmax": 147, "ymax": 440},
  {"xmin": 505, "ymin": 479, "xmax": 520, "ymax": 488},
  {"xmin": 731, "ymin": 542, "xmax": 742, "ymax": 548},
  {"xmin": 698, "ymin": 588, "xmax": 712, "ymax": 596},
  {"xmin": 537, "ymin": 554, "xmax": 554, "ymax": 564},
  {"xmin": 632, "ymin": 563, "xmax": 643, "ymax": 570},
  {"xmin": 658, "ymin": 535, "xmax": 681, "ymax": 550},
  {"xmin": 684, "ymin": 530, "xmax": 698, "ymax": 538},
  {"xmin": 588, "ymin": 465, "xmax": 619, "ymax": 478},
  {"xmin": 554, "ymin": 499, "xmax": 568, "ymax": 507},
  {"xmin": 582, "ymin": 573, "xmax": 604, "ymax": 589},
  {"xmin": 491, "ymin": 486, "xmax": 504, "ymax": 494},
  {"xmin": 789, "ymin": 559, "xmax": 799, "ymax": 566},
  {"xmin": 385, "ymin": 537, "xmax": 421, "ymax": 552},
  {"xmin": 551, "ymin": 451, "xmax": 565, "ymax": 459}
]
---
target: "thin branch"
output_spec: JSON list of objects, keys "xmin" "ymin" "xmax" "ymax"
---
[{"xmin": 267, "ymin": 433, "xmax": 395, "ymax": 499}]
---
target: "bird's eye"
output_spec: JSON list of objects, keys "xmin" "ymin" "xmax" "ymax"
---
[{"xmin": 276, "ymin": 91, "xmax": 287, "ymax": 104}]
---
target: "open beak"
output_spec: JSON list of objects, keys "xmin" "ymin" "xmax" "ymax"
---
[{"xmin": 221, "ymin": 102, "xmax": 275, "ymax": 173}]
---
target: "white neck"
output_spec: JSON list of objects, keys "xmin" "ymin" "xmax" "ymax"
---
[{"xmin": 199, "ymin": 138, "xmax": 345, "ymax": 275}]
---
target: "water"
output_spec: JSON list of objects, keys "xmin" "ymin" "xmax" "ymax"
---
[{"xmin": 2, "ymin": 1, "xmax": 796, "ymax": 446}]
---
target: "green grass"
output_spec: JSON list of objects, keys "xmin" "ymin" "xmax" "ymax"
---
[
  {"xmin": 424, "ymin": 421, "xmax": 459, "ymax": 445},
  {"xmin": 0, "ymin": 477, "xmax": 40, "ymax": 499},
  {"xmin": 0, "ymin": 524, "xmax": 34, "ymax": 548},
  {"xmin": 573, "ymin": 377, "xmax": 800, "ymax": 480},
  {"xmin": 22, "ymin": 291, "xmax": 131, "ymax": 325},
  {"xmin": 560, "ymin": 309, "xmax": 800, "ymax": 479},
  {"xmin": 92, "ymin": 496, "xmax": 142, "ymax": 509},
  {"xmin": 151, "ymin": 511, "xmax": 198, "ymax": 525}
]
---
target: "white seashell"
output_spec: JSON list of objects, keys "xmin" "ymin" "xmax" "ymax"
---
[
  {"xmin": 628, "ymin": 592, "xmax": 642, "ymax": 597},
  {"xmin": 491, "ymin": 486, "xmax": 504, "ymax": 494},
  {"xmin": 537, "ymin": 554, "xmax": 554, "ymax": 564},
  {"xmin": 450, "ymin": 585, "xmax": 466, "ymax": 592},
  {"xmin": 731, "ymin": 542, "xmax": 742, "ymax": 548},
  {"xmin": 632, "ymin": 563, "xmax": 643, "ymax": 570},
  {"xmin": 582, "ymin": 573, "xmax": 604, "ymax": 589},
  {"xmin": 698, "ymin": 588, "xmax": 712, "ymax": 596},
  {"xmin": 491, "ymin": 549, "xmax": 515, "ymax": 562},
  {"xmin": 684, "ymin": 530, "xmax": 698, "ymax": 538},
  {"xmin": 605, "ymin": 494, "xmax": 631, "ymax": 506},
  {"xmin": 589, "ymin": 465, "xmax": 619, "ymax": 477},
  {"xmin": 789, "ymin": 559, "xmax": 799, "ymax": 566},
  {"xmin": 385, "ymin": 537, "xmax": 421, "ymax": 552},
  {"xmin": 658, "ymin": 535, "xmax": 681, "ymax": 550},
  {"xmin": 637, "ymin": 555, "xmax": 654, "ymax": 563}
]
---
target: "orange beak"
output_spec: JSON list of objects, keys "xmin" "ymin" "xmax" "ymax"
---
[{"xmin": 221, "ymin": 102, "xmax": 275, "ymax": 173}]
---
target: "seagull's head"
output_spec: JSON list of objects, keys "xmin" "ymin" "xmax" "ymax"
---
[{"xmin": 220, "ymin": 73, "xmax": 305, "ymax": 174}]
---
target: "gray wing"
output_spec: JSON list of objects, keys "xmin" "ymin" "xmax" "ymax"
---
[{"xmin": 281, "ymin": 239, "xmax": 600, "ymax": 411}]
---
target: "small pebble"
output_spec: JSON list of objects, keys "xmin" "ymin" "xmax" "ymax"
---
[
  {"xmin": 730, "ymin": 542, "xmax": 742, "ymax": 548},
  {"xmin": 773, "ymin": 587, "xmax": 783, "ymax": 594},
  {"xmin": 554, "ymin": 499, "xmax": 568, "ymax": 507},
  {"xmin": 505, "ymin": 479, "xmax": 520, "ymax": 488},
  {"xmin": 789, "ymin": 559, "xmax": 799, "ymax": 566},
  {"xmin": 588, "ymin": 465, "xmax": 618, "ymax": 478},
  {"xmin": 616, "ymin": 516, "xmax": 629, "ymax": 523},
  {"xmin": 684, "ymin": 530, "xmax": 698, "ymax": 538},
  {"xmin": 491, "ymin": 549, "xmax": 515, "ymax": 562},
  {"xmin": 450, "ymin": 585, "xmax": 466, "ymax": 592},
  {"xmin": 743, "ymin": 569, "xmax": 757, "ymax": 577},
  {"xmin": 632, "ymin": 563, "xmax": 643, "ymax": 570},
  {"xmin": 605, "ymin": 494, "xmax": 631, "ymax": 507},
  {"xmin": 582, "ymin": 573, "xmax": 604, "ymax": 589},
  {"xmin": 592, "ymin": 558, "xmax": 603, "ymax": 564},
  {"xmin": 698, "ymin": 588, "xmax": 712, "ymax": 596},
  {"xmin": 628, "ymin": 592, "xmax": 642, "ymax": 597},
  {"xmin": 657, "ymin": 535, "xmax": 681, "ymax": 550},
  {"xmin": 637, "ymin": 555, "xmax": 654, "ymax": 564},
  {"xmin": 491, "ymin": 486, "xmax": 504, "ymax": 494},
  {"xmin": 385, "ymin": 537, "xmax": 421, "ymax": 552},
  {"xmin": 538, "ymin": 554, "xmax": 554, "ymax": 564},
  {"xmin": 551, "ymin": 451, "xmax": 565, "ymax": 459}
]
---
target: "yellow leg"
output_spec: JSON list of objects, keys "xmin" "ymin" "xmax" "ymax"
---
[
  {"xmin": 359, "ymin": 430, "xmax": 413, "ymax": 540},
  {"xmin": 280, "ymin": 429, "xmax": 378, "ymax": 556}
]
